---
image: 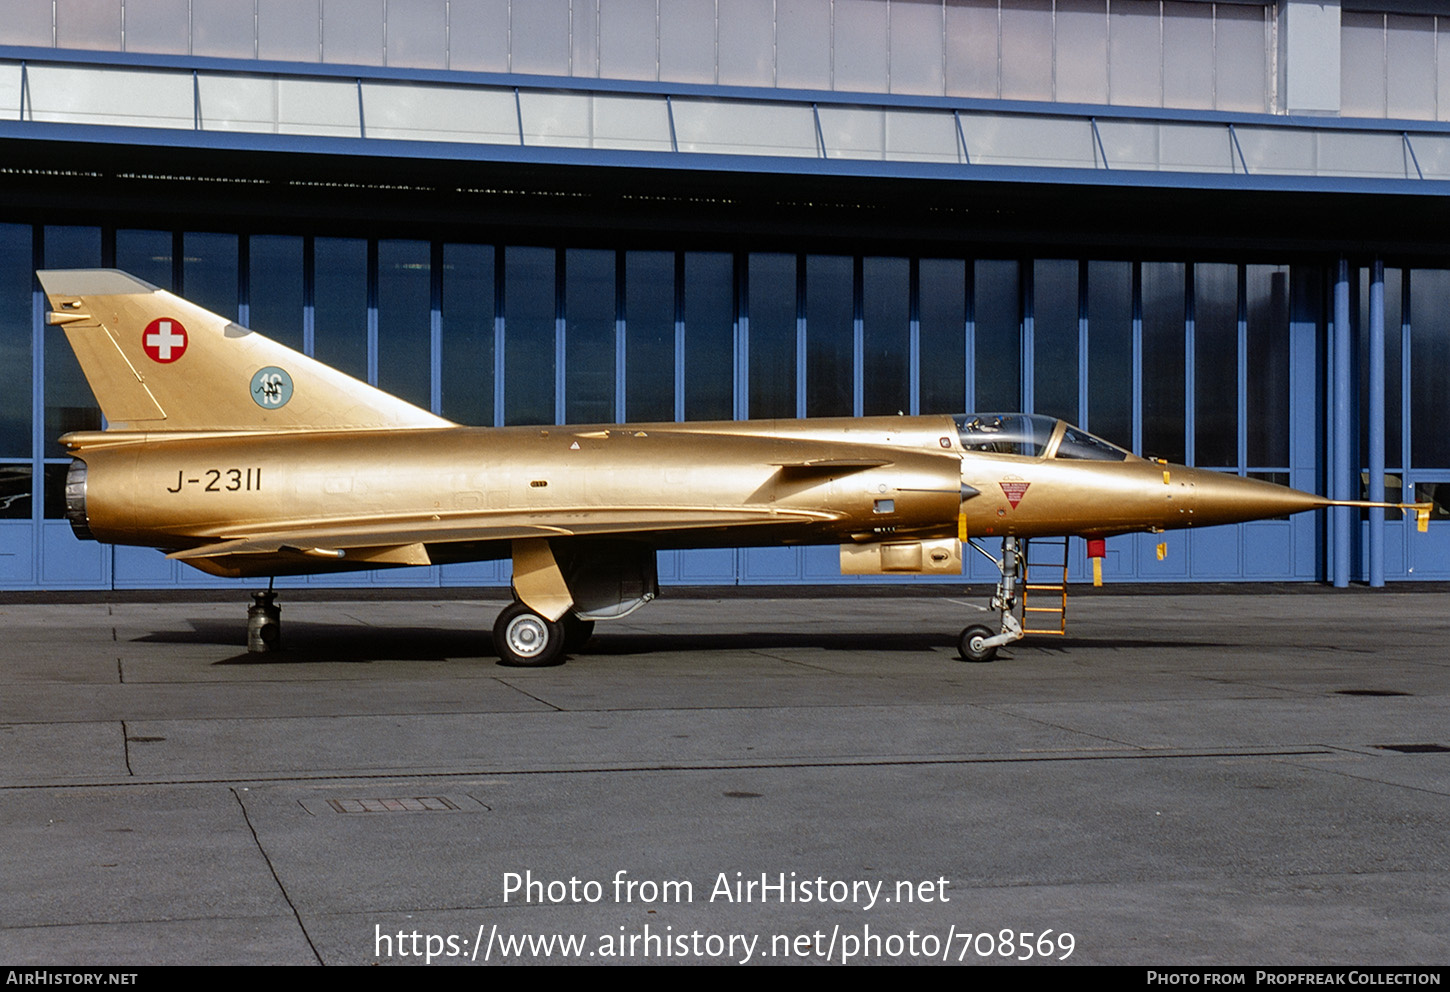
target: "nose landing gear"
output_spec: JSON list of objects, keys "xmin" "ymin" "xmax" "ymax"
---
[
  {"xmin": 958, "ymin": 535, "xmax": 1072, "ymax": 662},
  {"xmin": 957, "ymin": 536, "xmax": 1026, "ymax": 663}
]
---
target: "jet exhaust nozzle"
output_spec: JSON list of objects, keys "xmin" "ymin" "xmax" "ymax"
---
[{"xmin": 64, "ymin": 459, "xmax": 93, "ymax": 541}]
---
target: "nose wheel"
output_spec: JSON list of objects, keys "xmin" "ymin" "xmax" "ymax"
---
[
  {"xmin": 958, "ymin": 624, "xmax": 998, "ymax": 663},
  {"xmin": 957, "ymin": 536, "xmax": 1027, "ymax": 663}
]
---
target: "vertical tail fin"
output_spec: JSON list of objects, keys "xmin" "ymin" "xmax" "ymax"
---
[{"xmin": 38, "ymin": 269, "xmax": 453, "ymax": 433}]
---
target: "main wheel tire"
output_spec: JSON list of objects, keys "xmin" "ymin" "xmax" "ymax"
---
[
  {"xmin": 493, "ymin": 601, "xmax": 566, "ymax": 667},
  {"xmin": 562, "ymin": 613, "xmax": 596, "ymax": 653},
  {"xmin": 957, "ymin": 624, "xmax": 998, "ymax": 663}
]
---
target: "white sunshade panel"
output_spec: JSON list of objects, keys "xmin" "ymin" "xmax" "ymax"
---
[
  {"xmin": 24, "ymin": 64, "xmax": 193, "ymax": 130},
  {"xmin": 518, "ymin": 91, "xmax": 674, "ymax": 152},
  {"xmin": 2, "ymin": 60, "xmax": 1448, "ymax": 183},
  {"xmin": 1407, "ymin": 133, "xmax": 1450, "ymax": 180},
  {"xmin": 274, "ymin": 77, "xmax": 362, "ymax": 138},
  {"xmin": 1313, "ymin": 131, "xmax": 1420, "ymax": 180},
  {"xmin": 0, "ymin": 63, "xmax": 19, "ymax": 121},
  {"xmin": 1095, "ymin": 121, "xmax": 1237, "ymax": 175},
  {"xmin": 362, "ymin": 82, "xmax": 518, "ymax": 146},
  {"xmin": 671, "ymin": 99, "xmax": 819, "ymax": 158},
  {"xmin": 817, "ymin": 107, "xmax": 964, "ymax": 164},
  {"xmin": 963, "ymin": 114, "xmax": 1098, "ymax": 170}
]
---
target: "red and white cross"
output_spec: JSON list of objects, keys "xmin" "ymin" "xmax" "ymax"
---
[{"xmin": 142, "ymin": 318, "xmax": 188, "ymax": 363}]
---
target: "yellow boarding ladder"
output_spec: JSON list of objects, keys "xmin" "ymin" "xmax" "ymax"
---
[{"xmin": 1021, "ymin": 536, "xmax": 1069, "ymax": 636}]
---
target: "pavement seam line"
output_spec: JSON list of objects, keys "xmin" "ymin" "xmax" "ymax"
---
[
  {"xmin": 1278, "ymin": 755, "xmax": 1450, "ymax": 800},
  {"xmin": 0, "ymin": 748, "xmax": 1337, "ymax": 792},
  {"xmin": 493, "ymin": 679, "xmax": 565, "ymax": 711},
  {"xmin": 230, "ymin": 786, "xmax": 324, "ymax": 965},
  {"xmin": 120, "ymin": 720, "xmax": 133, "ymax": 777}
]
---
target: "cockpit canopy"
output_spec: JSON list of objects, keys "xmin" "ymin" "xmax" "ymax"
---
[{"xmin": 953, "ymin": 413, "xmax": 1130, "ymax": 462}]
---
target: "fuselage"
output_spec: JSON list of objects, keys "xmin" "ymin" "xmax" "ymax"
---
[{"xmin": 62, "ymin": 413, "xmax": 1331, "ymax": 577}]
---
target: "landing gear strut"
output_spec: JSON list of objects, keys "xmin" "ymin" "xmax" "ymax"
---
[
  {"xmin": 246, "ymin": 585, "xmax": 281, "ymax": 653},
  {"xmin": 958, "ymin": 536, "xmax": 1027, "ymax": 663}
]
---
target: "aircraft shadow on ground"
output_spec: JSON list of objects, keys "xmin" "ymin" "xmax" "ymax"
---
[
  {"xmin": 586, "ymin": 634, "xmax": 1231, "ymax": 655},
  {"xmin": 134, "ymin": 620, "xmax": 482, "ymax": 663},
  {"xmin": 131, "ymin": 620, "xmax": 1226, "ymax": 664}
]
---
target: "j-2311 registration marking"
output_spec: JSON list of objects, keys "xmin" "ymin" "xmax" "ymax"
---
[{"xmin": 166, "ymin": 468, "xmax": 263, "ymax": 493}]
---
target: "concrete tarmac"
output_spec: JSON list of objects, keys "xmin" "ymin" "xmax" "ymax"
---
[{"xmin": 1, "ymin": 588, "xmax": 1447, "ymax": 966}]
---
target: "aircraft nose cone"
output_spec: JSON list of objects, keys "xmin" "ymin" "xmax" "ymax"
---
[{"xmin": 1185, "ymin": 469, "xmax": 1327, "ymax": 527}]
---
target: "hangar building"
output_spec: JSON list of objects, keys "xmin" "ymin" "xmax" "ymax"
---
[{"xmin": 0, "ymin": 0, "xmax": 1446, "ymax": 591}]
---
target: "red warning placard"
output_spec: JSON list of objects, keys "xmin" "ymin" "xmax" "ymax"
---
[{"xmin": 999, "ymin": 481, "xmax": 1030, "ymax": 508}]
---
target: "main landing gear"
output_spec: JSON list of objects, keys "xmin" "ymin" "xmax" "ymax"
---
[
  {"xmin": 246, "ymin": 583, "xmax": 282, "ymax": 653},
  {"xmin": 958, "ymin": 536, "xmax": 1026, "ymax": 663},
  {"xmin": 492, "ymin": 600, "xmax": 595, "ymax": 668}
]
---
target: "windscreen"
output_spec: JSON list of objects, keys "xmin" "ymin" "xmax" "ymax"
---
[{"xmin": 1054, "ymin": 425, "xmax": 1130, "ymax": 461}]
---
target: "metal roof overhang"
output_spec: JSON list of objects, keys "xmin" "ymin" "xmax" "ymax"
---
[
  {"xmin": 2, "ymin": 122, "xmax": 1447, "ymax": 264},
  {"xmin": 1, "ymin": 48, "xmax": 1448, "ymax": 261}
]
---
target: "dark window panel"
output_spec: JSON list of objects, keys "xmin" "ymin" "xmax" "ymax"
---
[
  {"xmin": 0, "ymin": 224, "xmax": 32, "ymax": 458},
  {"xmin": 974, "ymin": 260, "xmax": 1021, "ymax": 412},
  {"xmin": 0, "ymin": 464, "xmax": 31, "ymax": 519},
  {"xmin": 1246, "ymin": 264, "xmax": 1290, "ymax": 469},
  {"xmin": 115, "ymin": 230, "xmax": 173, "ymax": 290},
  {"xmin": 682, "ymin": 252, "xmax": 734, "ymax": 422},
  {"xmin": 918, "ymin": 258, "xmax": 966, "ymax": 416},
  {"xmin": 1032, "ymin": 259, "xmax": 1078, "ymax": 423},
  {"xmin": 1410, "ymin": 269, "xmax": 1450, "ymax": 468},
  {"xmin": 1087, "ymin": 260, "xmax": 1133, "ymax": 449},
  {"xmin": 249, "ymin": 235, "xmax": 305, "ymax": 352},
  {"xmin": 377, "ymin": 239, "xmax": 431, "ymax": 410},
  {"xmin": 313, "ymin": 237, "xmax": 369, "ymax": 382},
  {"xmin": 441, "ymin": 243, "xmax": 495, "ymax": 427},
  {"xmin": 43, "ymin": 462, "xmax": 72, "ymax": 520},
  {"xmin": 862, "ymin": 256, "xmax": 909, "ymax": 417},
  {"xmin": 747, "ymin": 253, "xmax": 796, "ymax": 419},
  {"xmin": 564, "ymin": 249, "xmax": 616, "ymax": 425},
  {"xmin": 1415, "ymin": 481, "xmax": 1450, "ymax": 520},
  {"xmin": 1141, "ymin": 261, "xmax": 1186, "ymax": 463},
  {"xmin": 183, "ymin": 232, "xmax": 238, "ymax": 320},
  {"xmin": 503, "ymin": 247, "xmax": 556, "ymax": 427},
  {"xmin": 1193, "ymin": 262, "xmax": 1238, "ymax": 468},
  {"xmin": 625, "ymin": 251, "xmax": 675, "ymax": 423},
  {"xmin": 805, "ymin": 254, "xmax": 853, "ymax": 418}
]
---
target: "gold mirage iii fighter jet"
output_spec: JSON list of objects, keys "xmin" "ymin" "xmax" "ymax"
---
[{"xmin": 40, "ymin": 269, "xmax": 1426, "ymax": 666}]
